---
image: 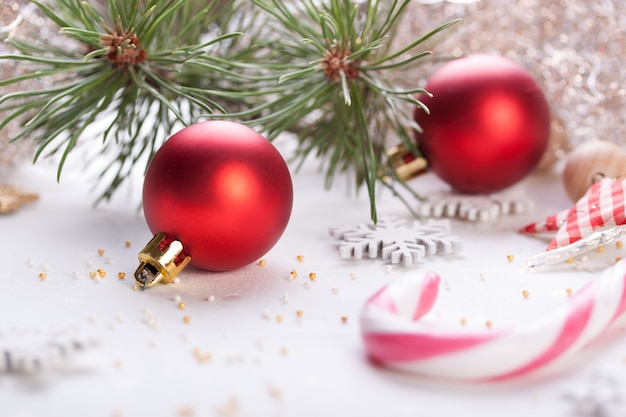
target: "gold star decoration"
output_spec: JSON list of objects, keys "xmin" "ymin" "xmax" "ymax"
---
[{"xmin": 0, "ymin": 184, "xmax": 38, "ymax": 214}]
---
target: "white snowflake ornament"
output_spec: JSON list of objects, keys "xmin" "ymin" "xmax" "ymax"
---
[
  {"xmin": 0, "ymin": 329, "xmax": 96, "ymax": 374},
  {"xmin": 329, "ymin": 217, "xmax": 462, "ymax": 266},
  {"xmin": 416, "ymin": 187, "xmax": 531, "ymax": 222}
]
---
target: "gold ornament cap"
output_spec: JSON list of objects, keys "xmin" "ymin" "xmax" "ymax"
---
[
  {"xmin": 386, "ymin": 144, "xmax": 428, "ymax": 182},
  {"xmin": 134, "ymin": 232, "xmax": 191, "ymax": 289}
]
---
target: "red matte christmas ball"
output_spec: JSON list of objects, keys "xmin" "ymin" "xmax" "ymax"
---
[
  {"xmin": 142, "ymin": 120, "xmax": 293, "ymax": 272},
  {"xmin": 413, "ymin": 54, "xmax": 551, "ymax": 194}
]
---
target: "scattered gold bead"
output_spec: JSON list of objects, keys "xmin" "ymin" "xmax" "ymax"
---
[
  {"xmin": 460, "ymin": 318, "xmax": 467, "ymax": 326},
  {"xmin": 276, "ymin": 314, "xmax": 283, "ymax": 323},
  {"xmin": 178, "ymin": 407, "xmax": 195, "ymax": 417},
  {"xmin": 522, "ymin": 290, "xmax": 530, "ymax": 299},
  {"xmin": 566, "ymin": 288, "xmax": 573, "ymax": 296},
  {"xmin": 258, "ymin": 259, "xmax": 267, "ymax": 267},
  {"xmin": 268, "ymin": 385, "xmax": 283, "ymax": 399},
  {"xmin": 89, "ymin": 271, "xmax": 97, "ymax": 279},
  {"xmin": 616, "ymin": 257, "xmax": 623, "ymax": 263},
  {"xmin": 132, "ymin": 285, "xmax": 139, "ymax": 291},
  {"xmin": 124, "ymin": 240, "xmax": 132, "ymax": 248},
  {"xmin": 117, "ymin": 272, "xmax": 126, "ymax": 280},
  {"xmin": 38, "ymin": 272, "xmax": 47, "ymax": 280},
  {"xmin": 617, "ymin": 240, "xmax": 623, "ymax": 249},
  {"xmin": 308, "ymin": 272, "xmax": 317, "ymax": 281},
  {"xmin": 506, "ymin": 254, "xmax": 514, "ymax": 263},
  {"xmin": 597, "ymin": 245, "xmax": 605, "ymax": 253},
  {"xmin": 193, "ymin": 348, "xmax": 212, "ymax": 363},
  {"xmin": 97, "ymin": 268, "xmax": 106, "ymax": 278},
  {"xmin": 280, "ymin": 347, "xmax": 289, "ymax": 356},
  {"xmin": 183, "ymin": 316, "xmax": 191, "ymax": 324},
  {"xmin": 289, "ymin": 270, "xmax": 298, "ymax": 279},
  {"xmin": 178, "ymin": 301, "xmax": 186, "ymax": 310},
  {"xmin": 296, "ymin": 255, "xmax": 304, "ymax": 262},
  {"xmin": 486, "ymin": 320, "xmax": 493, "ymax": 329},
  {"xmin": 341, "ymin": 316, "xmax": 348, "ymax": 324},
  {"xmin": 296, "ymin": 309, "xmax": 304, "ymax": 317},
  {"xmin": 566, "ymin": 257, "xmax": 575, "ymax": 264},
  {"xmin": 98, "ymin": 249, "xmax": 105, "ymax": 256}
]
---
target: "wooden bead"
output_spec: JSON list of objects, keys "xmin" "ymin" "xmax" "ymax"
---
[{"xmin": 562, "ymin": 141, "xmax": 626, "ymax": 202}]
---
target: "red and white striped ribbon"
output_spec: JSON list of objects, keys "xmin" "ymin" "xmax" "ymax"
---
[
  {"xmin": 520, "ymin": 178, "xmax": 626, "ymax": 251},
  {"xmin": 360, "ymin": 261, "xmax": 626, "ymax": 381}
]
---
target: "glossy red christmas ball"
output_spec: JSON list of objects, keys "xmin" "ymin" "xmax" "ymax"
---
[
  {"xmin": 413, "ymin": 54, "xmax": 551, "ymax": 194},
  {"xmin": 142, "ymin": 120, "xmax": 293, "ymax": 271}
]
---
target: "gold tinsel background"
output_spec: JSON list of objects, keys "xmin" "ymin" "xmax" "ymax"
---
[
  {"xmin": 0, "ymin": 0, "xmax": 55, "ymax": 167},
  {"xmin": 402, "ymin": 0, "xmax": 626, "ymax": 167},
  {"xmin": 1, "ymin": 0, "xmax": 625, "ymax": 167}
]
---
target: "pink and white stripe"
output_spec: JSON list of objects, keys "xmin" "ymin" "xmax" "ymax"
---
[
  {"xmin": 520, "ymin": 178, "xmax": 626, "ymax": 251},
  {"xmin": 360, "ymin": 261, "xmax": 626, "ymax": 381}
]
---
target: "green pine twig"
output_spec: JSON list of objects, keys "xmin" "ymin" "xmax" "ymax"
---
[
  {"xmin": 0, "ymin": 0, "xmax": 249, "ymax": 201},
  {"xmin": 225, "ymin": 0, "xmax": 459, "ymax": 222}
]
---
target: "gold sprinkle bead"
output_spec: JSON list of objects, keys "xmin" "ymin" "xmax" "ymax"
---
[
  {"xmin": 566, "ymin": 288, "xmax": 573, "ymax": 296},
  {"xmin": 268, "ymin": 385, "xmax": 283, "ymax": 399},
  {"xmin": 280, "ymin": 347, "xmax": 288, "ymax": 356},
  {"xmin": 522, "ymin": 290, "xmax": 530, "ymax": 299},
  {"xmin": 38, "ymin": 272, "xmax": 47, "ymax": 280},
  {"xmin": 506, "ymin": 254, "xmax": 514, "ymax": 263},
  {"xmin": 341, "ymin": 316, "xmax": 348, "ymax": 324},
  {"xmin": 98, "ymin": 249, "xmax": 105, "ymax": 256},
  {"xmin": 258, "ymin": 259, "xmax": 267, "ymax": 267},
  {"xmin": 124, "ymin": 240, "xmax": 132, "ymax": 248},
  {"xmin": 566, "ymin": 257, "xmax": 575, "ymax": 264},
  {"xmin": 132, "ymin": 285, "xmax": 139, "ymax": 291},
  {"xmin": 296, "ymin": 255, "xmax": 304, "ymax": 262},
  {"xmin": 89, "ymin": 271, "xmax": 97, "ymax": 279},
  {"xmin": 460, "ymin": 318, "xmax": 467, "ymax": 326},
  {"xmin": 597, "ymin": 245, "xmax": 605, "ymax": 253},
  {"xmin": 289, "ymin": 270, "xmax": 298, "ymax": 279},
  {"xmin": 296, "ymin": 309, "xmax": 304, "ymax": 317},
  {"xmin": 118, "ymin": 272, "xmax": 126, "ymax": 280},
  {"xmin": 178, "ymin": 407, "xmax": 195, "ymax": 417},
  {"xmin": 617, "ymin": 240, "xmax": 623, "ymax": 249},
  {"xmin": 193, "ymin": 348, "xmax": 212, "ymax": 363},
  {"xmin": 308, "ymin": 272, "xmax": 317, "ymax": 281},
  {"xmin": 183, "ymin": 316, "xmax": 191, "ymax": 324},
  {"xmin": 97, "ymin": 268, "xmax": 106, "ymax": 278},
  {"xmin": 276, "ymin": 314, "xmax": 283, "ymax": 323},
  {"xmin": 178, "ymin": 301, "xmax": 186, "ymax": 310},
  {"xmin": 486, "ymin": 320, "xmax": 493, "ymax": 329},
  {"xmin": 616, "ymin": 257, "xmax": 623, "ymax": 263}
]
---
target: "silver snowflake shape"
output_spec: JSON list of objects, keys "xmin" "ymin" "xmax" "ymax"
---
[
  {"xmin": 329, "ymin": 217, "xmax": 462, "ymax": 266},
  {"xmin": 416, "ymin": 187, "xmax": 532, "ymax": 222},
  {"xmin": 0, "ymin": 329, "xmax": 96, "ymax": 374},
  {"xmin": 562, "ymin": 372, "xmax": 623, "ymax": 417}
]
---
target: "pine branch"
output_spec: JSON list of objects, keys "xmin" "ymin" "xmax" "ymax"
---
[
  {"xmin": 0, "ymin": 0, "xmax": 250, "ymax": 201},
  {"xmin": 1, "ymin": 0, "xmax": 458, "ymax": 221},
  {"xmin": 225, "ymin": 0, "xmax": 459, "ymax": 222}
]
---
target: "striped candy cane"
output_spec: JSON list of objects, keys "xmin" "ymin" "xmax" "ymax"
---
[{"xmin": 360, "ymin": 261, "xmax": 626, "ymax": 381}]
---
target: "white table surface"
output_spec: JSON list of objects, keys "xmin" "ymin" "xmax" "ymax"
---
[{"xmin": 1, "ymin": 139, "xmax": 625, "ymax": 417}]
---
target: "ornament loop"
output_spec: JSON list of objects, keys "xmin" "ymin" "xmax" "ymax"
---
[{"xmin": 134, "ymin": 232, "xmax": 191, "ymax": 289}]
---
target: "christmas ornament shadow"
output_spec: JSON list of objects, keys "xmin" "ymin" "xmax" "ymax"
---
[{"xmin": 141, "ymin": 263, "xmax": 287, "ymax": 303}]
